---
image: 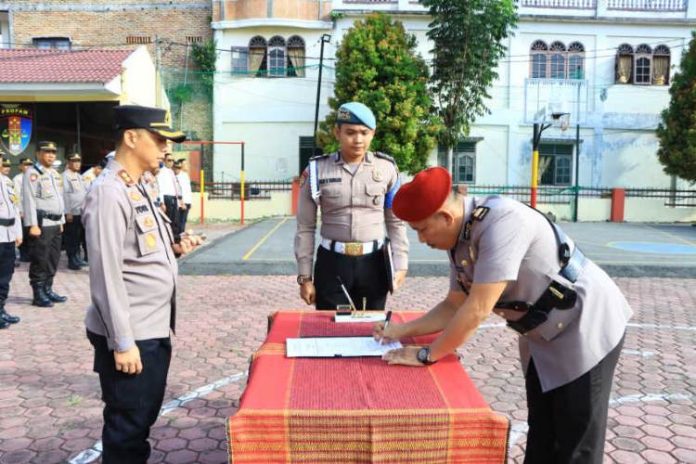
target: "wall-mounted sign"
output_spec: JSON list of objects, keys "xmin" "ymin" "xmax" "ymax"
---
[{"xmin": 0, "ymin": 104, "xmax": 33, "ymax": 156}]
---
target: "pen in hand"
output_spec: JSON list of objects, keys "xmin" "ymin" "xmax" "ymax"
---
[{"xmin": 380, "ymin": 310, "xmax": 392, "ymax": 345}]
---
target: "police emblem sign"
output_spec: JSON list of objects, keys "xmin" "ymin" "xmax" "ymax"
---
[{"xmin": 0, "ymin": 104, "xmax": 33, "ymax": 156}]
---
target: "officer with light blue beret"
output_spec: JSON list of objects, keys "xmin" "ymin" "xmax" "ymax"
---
[{"xmin": 295, "ymin": 101, "xmax": 409, "ymax": 310}]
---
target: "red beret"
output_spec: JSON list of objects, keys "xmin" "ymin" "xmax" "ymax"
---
[{"xmin": 393, "ymin": 167, "xmax": 452, "ymax": 222}]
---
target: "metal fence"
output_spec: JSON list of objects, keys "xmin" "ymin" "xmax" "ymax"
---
[{"xmin": 192, "ymin": 181, "xmax": 293, "ymax": 200}]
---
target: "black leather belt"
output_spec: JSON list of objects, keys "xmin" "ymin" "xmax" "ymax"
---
[
  {"xmin": 37, "ymin": 211, "xmax": 62, "ymax": 221},
  {"xmin": 0, "ymin": 217, "xmax": 15, "ymax": 226}
]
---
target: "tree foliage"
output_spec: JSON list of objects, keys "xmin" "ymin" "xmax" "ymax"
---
[
  {"xmin": 317, "ymin": 13, "xmax": 441, "ymax": 174},
  {"xmin": 656, "ymin": 31, "xmax": 696, "ymax": 183},
  {"xmin": 191, "ymin": 39, "xmax": 218, "ymax": 97},
  {"xmin": 422, "ymin": 0, "xmax": 517, "ymax": 170}
]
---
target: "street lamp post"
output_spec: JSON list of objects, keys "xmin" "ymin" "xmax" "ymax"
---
[
  {"xmin": 573, "ymin": 123, "xmax": 580, "ymax": 222},
  {"xmin": 312, "ymin": 34, "xmax": 331, "ymax": 156}
]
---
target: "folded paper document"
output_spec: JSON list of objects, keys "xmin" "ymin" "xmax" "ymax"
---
[{"xmin": 286, "ymin": 337, "xmax": 402, "ymax": 358}]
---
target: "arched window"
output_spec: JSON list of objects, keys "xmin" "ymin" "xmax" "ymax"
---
[
  {"xmin": 549, "ymin": 42, "xmax": 567, "ymax": 79},
  {"xmin": 287, "ymin": 36, "xmax": 306, "ymax": 78},
  {"xmin": 530, "ymin": 40, "xmax": 585, "ymax": 80},
  {"xmin": 653, "ymin": 45, "xmax": 670, "ymax": 85},
  {"xmin": 249, "ymin": 36, "xmax": 267, "ymax": 77},
  {"xmin": 530, "ymin": 40, "xmax": 548, "ymax": 78},
  {"xmin": 635, "ymin": 44, "xmax": 652, "ymax": 85},
  {"xmin": 268, "ymin": 36, "xmax": 286, "ymax": 77},
  {"xmin": 615, "ymin": 43, "xmax": 634, "ymax": 84},
  {"xmin": 568, "ymin": 42, "xmax": 585, "ymax": 79}
]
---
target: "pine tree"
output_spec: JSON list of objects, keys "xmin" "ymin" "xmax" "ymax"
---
[{"xmin": 317, "ymin": 13, "xmax": 441, "ymax": 174}]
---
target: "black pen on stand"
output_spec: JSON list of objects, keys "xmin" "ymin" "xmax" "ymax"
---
[{"xmin": 381, "ymin": 310, "xmax": 392, "ymax": 345}]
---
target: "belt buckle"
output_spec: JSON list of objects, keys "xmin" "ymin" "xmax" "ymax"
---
[{"xmin": 344, "ymin": 242, "xmax": 363, "ymax": 256}]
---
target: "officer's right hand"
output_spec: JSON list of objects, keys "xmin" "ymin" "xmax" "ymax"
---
[
  {"xmin": 114, "ymin": 346, "xmax": 143, "ymax": 375},
  {"xmin": 300, "ymin": 281, "xmax": 316, "ymax": 305},
  {"xmin": 66, "ymin": 214, "xmax": 73, "ymax": 223},
  {"xmin": 29, "ymin": 226, "xmax": 41, "ymax": 237},
  {"xmin": 373, "ymin": 322, "xmax": 404, "ymax": 344}
]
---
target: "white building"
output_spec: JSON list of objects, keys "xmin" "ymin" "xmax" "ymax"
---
[{"xmin": 212, "ymin": 0, "xmax": 696, "ymax": 191}]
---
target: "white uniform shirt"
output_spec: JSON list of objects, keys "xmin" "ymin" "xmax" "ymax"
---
[
  {"xmin": 176, "ymin": 171, "xmax": 192, "ymax": 205},
  {"xmin": 12, "ymin": 173, "xmax": 23, "ymax": 214},
  {"xmin": 156, "ymin": 166, "xmax": 177, "ymax": 200}
]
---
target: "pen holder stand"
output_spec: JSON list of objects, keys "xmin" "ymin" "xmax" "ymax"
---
[{"xmin": 336, "ymin": 304, "xmax": 353, "ymax": 316}]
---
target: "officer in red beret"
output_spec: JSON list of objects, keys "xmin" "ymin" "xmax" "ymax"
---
[{"xmin": 374, "ymin": 166, "xmax": 632, "ymax": 464}]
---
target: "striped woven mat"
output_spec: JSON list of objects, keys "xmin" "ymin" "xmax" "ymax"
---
[{"xmin": 228, "ymin": 311, "xmax": 509, "ymax": 463}]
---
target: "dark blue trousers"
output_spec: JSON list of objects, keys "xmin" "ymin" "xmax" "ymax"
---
[{"xmin": 87, "ymin": 331, "xmax": 172, "ymax": 464}]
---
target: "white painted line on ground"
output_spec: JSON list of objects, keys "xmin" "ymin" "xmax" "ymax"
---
[
  {"xmin": 68, "ymin": 371, "xmax": 248, "ymax": 464},
  {"xmin": 627, "ymin": 322, "xmax": 696, "ymax": 331},
  {"xmin": 622, "ymin": 349, "xmax": 655, "ymax": 358}
]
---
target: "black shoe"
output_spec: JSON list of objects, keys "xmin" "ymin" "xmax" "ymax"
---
[
  {"xmin": 19, "ymin": 255, "xmax": 30, "ymax": 263},
  {"xmin": 0, "ymin": 308, "xmax": 20, "ymax": 324},
  {"xmin": 76, "ymin": 258, "xmax": 88, "ymax": 267},
  {"xmin": 31, "ymin": 284, "xmax": 54, "ymax": 308},
  {"xmin": 0, "ymin": 318, "xmax": 9, "ymax": 329},
  {"xmin": 45, "ymin": 285, "xmax": 68, "ymax": 303}
]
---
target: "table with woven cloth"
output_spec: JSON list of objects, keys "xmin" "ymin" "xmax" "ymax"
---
[{"xmin": 227, "ymin": 310, "xmax": 510, "ymax": 464}]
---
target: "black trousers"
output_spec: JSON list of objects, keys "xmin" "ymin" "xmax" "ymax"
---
[
  {"xmin": 87, "ymin": 331, "xmax": 172, "ymax": 464},
  {"xmin": 64, "ymin": 215, "xmax": 83, "ymax": 257},
  {"xmin": 524, "ymin": 334, "xmax": 625, "ymax": 464},
  {"xmin": 28, "ymin": 225, "xmax": 61, "ymax": 285},
  {"xmin": 0, "ymin": 242, "xmax": 16, "ymax": 305},
  {"xmin": 313, "ymin": 245, "xmax": 389, "ymax": 310},
  {"xmin": 178, "ymin": 203, "xmax": 190, "ymax": 234},
  {"xmin": 163, "ymin": 195, "xmax": 181, "ymax": 238}
]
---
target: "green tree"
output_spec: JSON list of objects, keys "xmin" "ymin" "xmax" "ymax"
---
[
  {"xmin": 423, "ymin": 0, "xmax": 517, "ymax": 171},
  {"xmin": 317, "ymin": 13, "xmax": 441, "ymax": 174},
  {"xmin": 657, "ymin": 31, "xmax": 696, "ymax": 183},
  {"xmin": 191, "ymin": 39, "xmax": 218, "ymax": 97}
]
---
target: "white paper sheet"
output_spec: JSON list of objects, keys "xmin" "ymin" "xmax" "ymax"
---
[
  {"xmin": 286, "ymin": 337, "xmax": 402, "ymax": 358},
  {"xmin": 334, "ymin": 313, "xmax": 387, "ymax": 323}
]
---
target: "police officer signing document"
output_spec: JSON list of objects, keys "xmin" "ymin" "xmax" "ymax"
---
[
  {"xmin": 22, "ymin": 141, "xmax": 68, "ymax": 307},
  {"xmin": 83, "ymin": 105, "xmax": 200, "ymax": 463},
  {"xmin": 376, "ymin": 167, "xmax": 632, "ymax": 463},
  {"xmin": 295, "ymin": 102, "xmax": 408, "ymax": 310}
]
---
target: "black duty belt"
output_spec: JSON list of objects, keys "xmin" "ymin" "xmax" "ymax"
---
[
  {"xmin": 0, "ymin": 217, "xmax": 15, "ymax": 226},
  {"xmin": 37, "ymin": 211, "xmax": 62, "ymax": 221}
]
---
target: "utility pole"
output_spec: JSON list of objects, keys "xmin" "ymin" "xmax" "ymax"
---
[
  {"xmin": 155, "ymin": 35, "xmax": 162, "ymax": 107},
  {"xmin": 312, "ymin": 34, "xmax": 331, "ymax": 156}
]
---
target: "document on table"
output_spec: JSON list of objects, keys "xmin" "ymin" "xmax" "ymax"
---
[
  {"xmin": 286, "ymin": 337, "xmax": 402, "ymax": 358},
  {"xmin": 334, "ymin": 313, "xmax": 387, "ymax": 323}
]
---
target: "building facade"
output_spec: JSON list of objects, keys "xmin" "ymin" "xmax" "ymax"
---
[
  {"xmin": 0, "ymin": 0, "xmax": 213, "ymax": 141},
  {"xmin": 212, "ymin": 0, "xmax": 695, "ymax": 193}
]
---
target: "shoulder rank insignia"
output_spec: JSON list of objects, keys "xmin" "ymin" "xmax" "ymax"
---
[
  {"xmin": 374, "ymin": 152, "xmax": 396, "ymax": 164},
  {"xmin": 472, "ymin": 206, "xmax": 490, "ymax": 221},
  {"xmin": 118, "ymin": 170, "xmax": 134, "ymax": 186},
  {"xmin": 309, "ymin": 153, "xmax": 330, "ymax": 162},
  {"xmin": 463, "ymin": 220, "xmax": 473, "ymax": 240}
]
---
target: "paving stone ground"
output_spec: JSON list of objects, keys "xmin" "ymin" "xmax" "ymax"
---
[{"xmin": 0, "ymin": 229, "xmax": 694, "ymax": 463}]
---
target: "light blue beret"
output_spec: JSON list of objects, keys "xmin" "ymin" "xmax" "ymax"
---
[{"xmin": 336, "ymin": 102, "xmax": 376, "ymax": 130}]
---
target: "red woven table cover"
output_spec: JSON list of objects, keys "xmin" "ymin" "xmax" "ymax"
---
[{"xmin": 228, "ymin": 311, "xmax": 510, "ymax": 463}]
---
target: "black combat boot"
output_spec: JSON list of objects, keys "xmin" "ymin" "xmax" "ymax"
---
[
  {"xmin": 44, "ymin": 280, "xmax": 67, "ymax": 303},
  {"xmin": 67, "ymin": 253, "xmax": 82, "ymax": 271},
  {"xmin": 0, "ymin": 318, "xmax": 8, "ymax": 329},
  {"xmin": 0, "ymin": 306, "xmax": 20, "ymax": 324},
  {"xmin": 31, "ymin": 283, "xmax": 54, "ymax": 308}
]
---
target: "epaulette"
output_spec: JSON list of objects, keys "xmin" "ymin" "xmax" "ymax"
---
[
  {"xmin": 472, "ymin": 206, "xmax": 490, "ymax": 221},
  {"xmin": 117, "ymin": 170, "xmax": 135, "ymax": 186},
  {"xmin": 374, "ymin": 152, "xmax": 396, "ymax": 164},
  {"xmin": 309, "ymin": 153, "xmax": 330, "ymax": 161}
]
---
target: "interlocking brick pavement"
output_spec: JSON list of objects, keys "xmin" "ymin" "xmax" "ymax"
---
[{"xmin": 0, "ymin": 254, "xmax": 694, "ymax": 463}]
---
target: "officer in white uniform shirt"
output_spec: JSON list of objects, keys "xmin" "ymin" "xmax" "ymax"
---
[
  {"xmin": 376, "ymin": 166, "xmax": 632, "ymax": 464},
  {"xmin": 156, "ymin": 151, "xmax": 183, "ymax": 237},
  {"xmin": 12, "ymin": 158, "xmax": 33, "ymax": 262}
]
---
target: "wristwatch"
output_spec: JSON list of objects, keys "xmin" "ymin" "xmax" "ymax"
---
[
  {"xmin": 417, "ymin": 346, "xmax": 435, "ymax": 365},
  {"xmin": 297, "ymin": 275, "xmax": 312, "ymax": 285}
]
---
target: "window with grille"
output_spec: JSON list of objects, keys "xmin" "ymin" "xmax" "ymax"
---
[
  {"xmin": 231, "ymin": 47, "xmax": 248, "ymax": 75},
  {"xmin": 615, "ymin": 43, "xmax": 669, "ymax": 85},
  {"xmin": 529, "ymin": 40, "xmax": 585, "ymax": 79},
  {"xmin": 539, "ymin": 143, "xmax": 573, "ymax": 186},
  {"xmin": 126, "ymin": 36, "xmax": 152, "ymax": 45},
  {"xmin": 186, "ymin": 36, "xmax": 203, "ymax": 44},
  {"xmin": 33, "ymin": 36, "xmax": 71, "ymax": 49},
  {"xmin": 438, "ymin": 141, "xmax": 477, "ymax": 183}
]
